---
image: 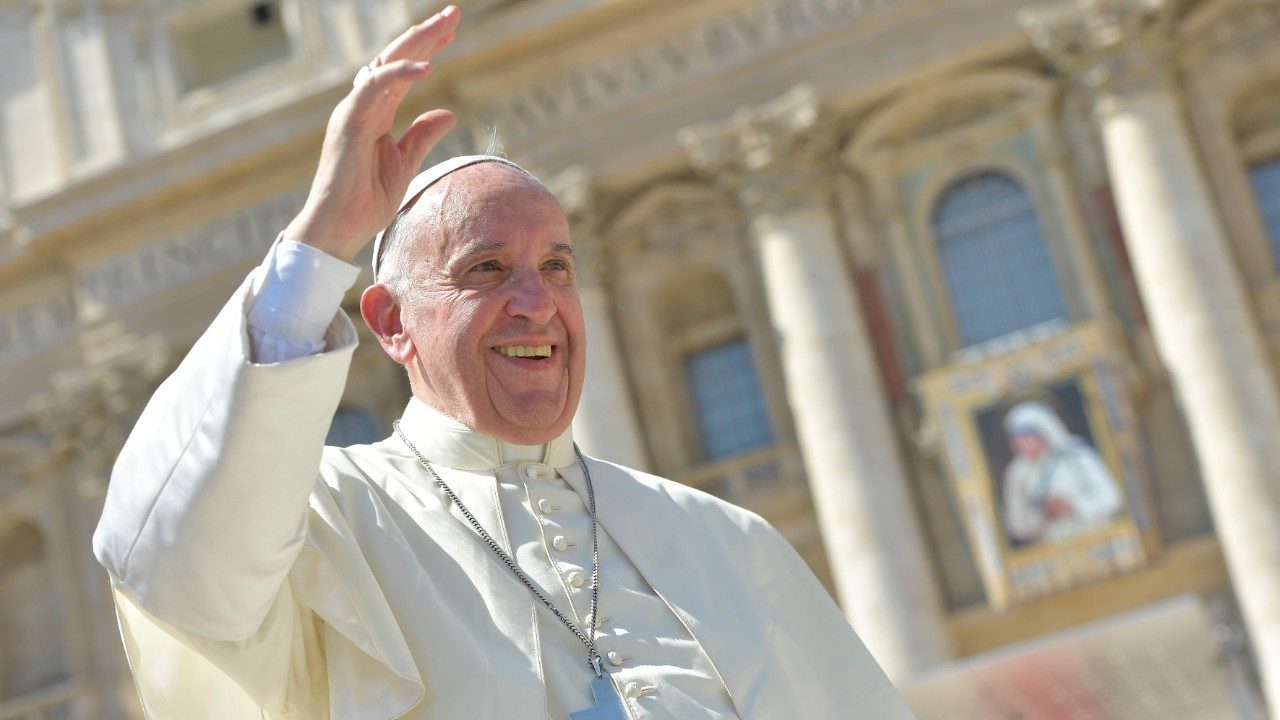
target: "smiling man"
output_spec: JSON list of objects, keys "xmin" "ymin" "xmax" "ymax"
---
[
  {"xmin": 363, "ymin": 159, "xmax": 586, "ymax": 444},
  {"xmin": 92, "ymin": 6, "xmax": 914, "ymax": 720}
]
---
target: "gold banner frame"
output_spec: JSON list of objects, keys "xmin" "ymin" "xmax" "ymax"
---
[{"xmin": 918, "ymin": 322, "xmax": 1160, "ymax": 608}]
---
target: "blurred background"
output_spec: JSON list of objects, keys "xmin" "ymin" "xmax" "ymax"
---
[{"xmin": 1, "ymin": 0, "xmax": 1278, "ymax": 717}]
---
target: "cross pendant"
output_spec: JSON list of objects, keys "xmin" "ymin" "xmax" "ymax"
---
[{"xmin": 568, "ymin": 676, "xmax": 628, "ymax": 720}]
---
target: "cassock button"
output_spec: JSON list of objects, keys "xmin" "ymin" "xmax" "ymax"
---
[
  {"xmin": 607, "ymin": 651, "xmax": 628, "ymax": 667},
  {"xmin": 523, "ymin": 464, "xmax": 551, "ymax": 481},
  {"xmin": 624, "ymin": 682, "xmax": 654, "ymax": 698},
  {"xmin": 552, "ymin": 535, "xmax": 573, "ymax": 552},
  {"xmin": 567, "ymin": 571, "xmax": 586, "ymax": 589},
  {"xmin": 537, "ymin": 498, "xmax": 558, "ymax": 514}
]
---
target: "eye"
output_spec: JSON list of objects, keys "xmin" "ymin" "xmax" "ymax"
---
[
  {"xmin": 470, "ymin": 260, "xmax": 502, "ymax": 273},
  {"xmin": 543, "ymin": 258, "xmax": 571, "ymax": 272}
]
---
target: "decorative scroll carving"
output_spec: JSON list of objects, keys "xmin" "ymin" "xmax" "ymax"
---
[
  {"xmin": 1020, "ymin": 0, "xmax": 1176, "ymax": 105},
  {"xmin": 0, "ymin": 436, "xmax": 45, "ymax": 503},
  {"xmin": 1183, "ymin": 0, "xmax": 1280, "ymax": 64},
  {"xmin": 475, "ymin": 0, "xmax": 904, "ymax": 142},
  {"xmin": 31, "ymin": 340, "xmax": 172, "ymax": 480},
  {"xmin": 679, "ymin": 85, "xmax": 836, "ymax": 216},
  {"xmin": 607, "ymin": 183, "xmax": 744, "ymax": 264}
]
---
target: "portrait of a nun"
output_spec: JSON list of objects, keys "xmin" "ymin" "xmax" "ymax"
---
[{"xmin": 1000, "ymin": 400, "xmax": 1125, "ymax": 547}]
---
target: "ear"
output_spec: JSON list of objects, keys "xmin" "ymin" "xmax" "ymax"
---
[{"xmin": 360, "ymin": 284, "xmax": 415, "ymax": 364}]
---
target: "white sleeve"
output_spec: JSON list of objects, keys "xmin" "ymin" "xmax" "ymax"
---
[
  {"xmin": 247, "ymin": 238, "xmax": 361, "ymax": 363},
  {"xmin": 94, "ymin": 242, "xmax": 418, "ymax": 718},
  {"xmin": 94, "ymin": 247, "xmax": 360, "ymax": 641}
]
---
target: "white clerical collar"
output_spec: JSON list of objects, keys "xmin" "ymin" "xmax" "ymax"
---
[{"xmin": 396, "ymin": 397, "xmax": 576, "ymax": 472}]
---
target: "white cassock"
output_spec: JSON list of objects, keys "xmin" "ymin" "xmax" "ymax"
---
[
  {"xmin": 92, "ymin": 241, "xmax": 916, "ymax": 719},
  {"xmin": 1002, "ymin": 401, "xmax": 1125, "ymax": 544}
]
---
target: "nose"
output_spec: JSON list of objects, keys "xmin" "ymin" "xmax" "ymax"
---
[{"xmin": 504, "ymin": 267, "xmax": 556, "ymax": 325}]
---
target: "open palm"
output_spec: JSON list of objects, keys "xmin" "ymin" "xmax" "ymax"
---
[{"xmin": 286, "ymin": 6, "xmax": 462, "ymax": 263}]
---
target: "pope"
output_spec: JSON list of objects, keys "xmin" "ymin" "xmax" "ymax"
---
[{"xmin": 92, "ymin": 6, "xmax": 916, "ymax": 719}]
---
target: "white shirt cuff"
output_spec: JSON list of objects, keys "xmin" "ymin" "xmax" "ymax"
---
[{"xmin": 247, "ymin": 238, "xmax": 360, "ymax": 354}]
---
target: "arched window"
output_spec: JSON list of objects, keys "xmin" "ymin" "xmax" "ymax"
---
[
  {"xmin": 656, "ymin": 271, "xmax": 775, "ymax": 464},
  {"xmin": 325, "ymin": 406, "xmax": 383, "ymax": 447},
  {"xmin": 683, "ymin": 338, "xmax": 775, "ymax": 461},
  {"xmin": 1250, "ymin": 157, "xmax": 1280, "ymax": 271},
  {"xmin": 933, "ymin": 170, "xmax": 1069, "ymax": 346}
]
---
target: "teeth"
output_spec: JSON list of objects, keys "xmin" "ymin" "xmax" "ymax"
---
[{"xmin": 496, "ymin": 345, "xmax": 552, "ymax": 358}]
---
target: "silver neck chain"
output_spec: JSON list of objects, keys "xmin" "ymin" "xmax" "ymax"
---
[{"xmin": 393, "ymin": 421, "xmax": 605, "ymax": 677}]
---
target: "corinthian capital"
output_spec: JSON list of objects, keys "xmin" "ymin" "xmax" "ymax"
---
[
  {"xmin": 547, "ymin": 166, "xmax": 608, "ymax": 282},
  {"xmin": 1019, "ymin": 0, "xmax": 1176, "ymax": 102},
  {"xmin": 678, "ymin": 85, "xmax": 836, "ymax": 216}
]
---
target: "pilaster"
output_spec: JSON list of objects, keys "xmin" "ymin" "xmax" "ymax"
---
[{"xmin": 1027, "ymin": 111, "xmax": 1113, "ymax": 320}]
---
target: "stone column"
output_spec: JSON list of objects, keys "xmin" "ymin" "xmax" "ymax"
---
[
  {"xmin": 679, "ymin": 86, "xmax": 951, "ymax": 679},
  {"xmin": 1024, "ymin": 1, "xmax": 1280, "ymax": 711},
  {"xmin": 548, "ymin": 167, "xmax": 650, "ymax": 471}
]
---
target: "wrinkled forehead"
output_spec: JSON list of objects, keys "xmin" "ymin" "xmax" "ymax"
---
[
  {"xmin": 373, "ymin": 155, "xmax": 544, "ymax": 279},
  {"xmin": 405, "ymin": 166, "xmax": 567, "ymax": 260},
  {"xmin": 426, "ymin": 163, "xmax": 559, "ymax": 217}
]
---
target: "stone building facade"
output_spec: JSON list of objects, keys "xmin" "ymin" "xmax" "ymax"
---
[{"xmin": 0, "ymin": 0, "xmax": 1278, "ymax": 717}]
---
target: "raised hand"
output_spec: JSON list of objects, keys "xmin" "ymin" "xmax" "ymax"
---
[{"xmin": 284, "ymin": 6, "xmax": 462, "ymax": 263}]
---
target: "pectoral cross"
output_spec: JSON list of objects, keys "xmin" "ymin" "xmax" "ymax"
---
[{"xmin": 569, "ymin": 662, "xmax": 628, "ymax": 720}]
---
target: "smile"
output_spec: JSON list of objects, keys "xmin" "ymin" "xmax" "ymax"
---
[{"xmin": 494, "ymin": 345, "xmax": 553, "ymax": 358}]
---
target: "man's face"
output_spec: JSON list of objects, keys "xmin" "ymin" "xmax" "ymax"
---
[{"xmin": 389, "ymin": 165, "xmax": 586, "ymax": 444}]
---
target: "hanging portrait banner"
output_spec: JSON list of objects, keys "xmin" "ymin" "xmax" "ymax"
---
[{"xmin": 918, "ymin": 322, "xmax": 1159, "ymax": 608}]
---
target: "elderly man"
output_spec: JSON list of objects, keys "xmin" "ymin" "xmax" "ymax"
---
[{"xmin": 93, "ymin": 6, "xmax": 914, "ymax": 719}]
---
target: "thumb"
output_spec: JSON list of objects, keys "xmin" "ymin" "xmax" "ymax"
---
[{"xmin": 398, "ymin": 109, "xmax": 458, "ymax": 170}]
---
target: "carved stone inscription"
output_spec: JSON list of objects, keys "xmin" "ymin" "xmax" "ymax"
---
[
  {"xmin": 0, "ymin": 294, "xmax": 77, "ymax": 364},
  {"xmin": 75, "ymin": 187, "xmax": 306, "ymax": 318},
  {"xmin": 478, "ymin": 0, "xmax": 903, "ymax": 140}
]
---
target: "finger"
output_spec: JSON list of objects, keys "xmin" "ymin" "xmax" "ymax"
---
[
  {"xmin": 430, "ymin": 29, "xmax": 456, "ymax": 55},
  {"xmin": 398, "ymin": 109, "xmax": 458, "ymax": 169},
  {"xmin": 375, "ymin": 5, "xmax": 460, "ymax": 66},
  {"xmin": 352, "ymin": 59, "xmax": 432, "ymax": 108}
]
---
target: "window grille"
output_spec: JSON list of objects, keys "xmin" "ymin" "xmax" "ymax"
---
[
  {"xmin": 933, "ymin": 170, "xmax": 1069, "ymax": 346},
  {"xmin": 1250, "ymin": 157, "xmax": 1280, "ymax": 272},
  {"xmin": 683, "ymin": 338, "xmax": 775, "ymax": 461}
]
